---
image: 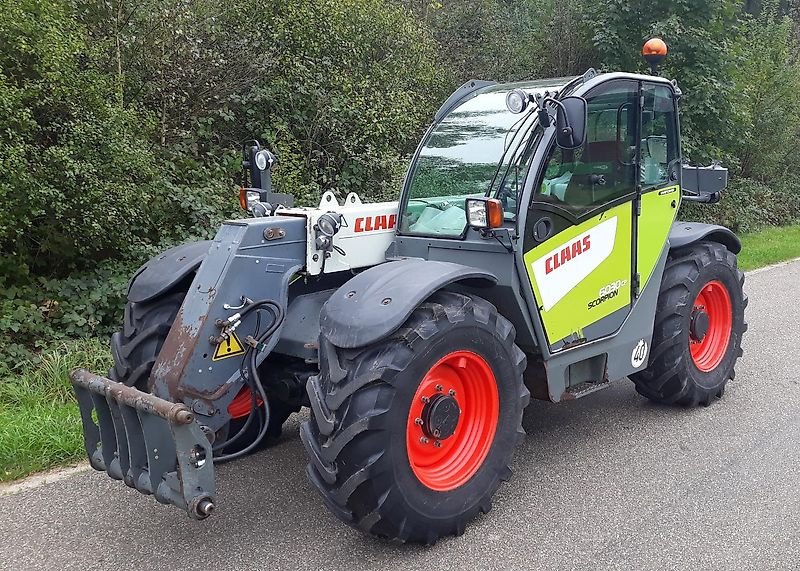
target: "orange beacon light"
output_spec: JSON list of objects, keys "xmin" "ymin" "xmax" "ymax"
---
[{"xmin": 643, "ymin": 37, "xmax": 668, "ymax": 74}]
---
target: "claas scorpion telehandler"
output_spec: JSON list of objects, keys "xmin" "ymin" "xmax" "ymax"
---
[{"xmin": 70, "ymin": 39, "xmax": 746, "ymax": 543}]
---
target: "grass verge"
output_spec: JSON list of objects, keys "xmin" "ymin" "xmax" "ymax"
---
[
  {"xmin": 0, "ymin": 339, "xmax": 110, "ymax": 482},
  {"xmin": 1, "ymin": 225, "xmax": 799, "ymax": 482},
  {"xmin": 737, "ymin": 224, "xmax": 800, "ymax": 271}
]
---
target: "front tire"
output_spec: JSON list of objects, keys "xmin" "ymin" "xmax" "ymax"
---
[
  {"xmin": 631, "ymin": 241, "xmax": 747, "ymax": 406},
  {"xmin": 301, "ymin": 291, "xmax": 529, "ymax": 544}
]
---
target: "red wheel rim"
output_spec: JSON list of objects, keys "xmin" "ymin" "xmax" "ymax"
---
[
  {"xmin": 406, "ymin": 350, "xmax": 499, "ymax": 492},
  {"xmin": 227, "ymin": 386, "xmax": 262, "ymax": 420},
  {"xmin": 689, "ymin": 280, "xmax": 733, "ymax": 372}
]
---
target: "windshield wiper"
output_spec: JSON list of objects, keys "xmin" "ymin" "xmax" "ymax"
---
[
  {"xmin": 409, "ymin": 198, "xmax": 447, "ymax": 211},
  {"xmin": 487, "ymin": 106, "xmax": 539, "ymax": 199}
]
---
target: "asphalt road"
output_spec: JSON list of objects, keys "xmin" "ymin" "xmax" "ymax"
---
[{"xmin": 2, "ymin": 260, "xmax": 799, "ymax": 571}]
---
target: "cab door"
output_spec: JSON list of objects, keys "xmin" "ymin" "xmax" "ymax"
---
[
  {"xmin": 522, "ymin": 79, "xmax": 640, "ymax": 351},
  {"xmin": 637, "ymin": 82, "xmax": 682, "ymax": 291}
]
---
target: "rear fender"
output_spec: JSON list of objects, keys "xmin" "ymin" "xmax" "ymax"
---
[
  {"xmin": 320, "ymin": 259, "xmax": 496, "ymax": 349},
  {"xmin": 669, "ymin": 222, "xmax": 741, "ymax": 254}
]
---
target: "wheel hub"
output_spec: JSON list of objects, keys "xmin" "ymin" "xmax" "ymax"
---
[
  {"xmin": 690, "ymin": 307, "xmax": 710, "ymax": 342},
  {"xmin": 421, "ymin": 394, "xmax": 460, "ymax": 440}
]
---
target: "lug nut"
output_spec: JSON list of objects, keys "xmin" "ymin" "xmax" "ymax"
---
[
  {"xmin": 415, "ymin": 418, "xmax": 423, "ymax": 425},
  {"xmin": 448, "ymin": 389, "xmax": 456, "ymax": 397},
  {"xmin": 435, "ymin": 384, "xmax": 443, "ymax": 392},
  {"xmin": 434, "ymin": 440, "xmax": 442, "ymax": 448},
  {"xmin": 420, "ymin": 437, "xmax": 429, "ymax": 444},
  {"xmin": 421, "ymin": 395, "xmax": 430, "ymax": 404}
]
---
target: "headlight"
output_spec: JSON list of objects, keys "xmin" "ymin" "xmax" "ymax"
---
[
  {"xmin": 506, "ymin": 89, "xmax": 530, "ymax": 114},
  {"xmin": 465, "ymin": 198, "xmax": 504, "ymax": 229},
  {"xmin": 239, "ymin": 188, "xmax": 261, "ymax": 211},
  {"xmin": 467, "ymin": 200, "xmax": 488, "ymax": 227},
  {"xmin": 316, "ymin": 212, "xmax": 343, "ymax": 237}
]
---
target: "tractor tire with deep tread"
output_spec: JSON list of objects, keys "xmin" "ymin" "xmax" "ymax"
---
[
  {"xmin": 110, "ymin": 291, "xmax": 186, "ymax": 389},
  {"xmin": 109, "ymin": 283, "xmax": 294, "ymax": 443},
  {"xmin": 301, "ymin": 291, "xmax": 529, "ymax": 544},
  {"xmin": 630, "ymin": 240, "xmax": 747, "ymax": 406}
]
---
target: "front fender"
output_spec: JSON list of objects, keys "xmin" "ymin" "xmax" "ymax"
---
[
  {"xmin": 320, "ymin": 259, "xmax": 496, "ymax": 349},
  {"xmin": 669, "ymin": 222, "xmax": 741, "ymax": 254},
  {"xmin": 127, "ymin": 241, "xmax": 212, "ymax": 303}
]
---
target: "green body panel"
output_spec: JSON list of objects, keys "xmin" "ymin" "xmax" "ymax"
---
[
  {"xmin": 637, "ymin": 185, "xmax": 681, "ymax": 289},
  {"xmin": 523, "ymin": 203, "xmax": 633, "ymax": 345}
]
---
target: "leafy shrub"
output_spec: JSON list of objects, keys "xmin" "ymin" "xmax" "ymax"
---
[
  {"xmin": 0, "ymin": 258, "xmax": 135, "ymax": 372},
  {"xmin": 0, "ymin": 0, "xmax": 449, "ymax": 370},
  {"xmin": 680, "ymin": 177, "xmax": 800, "ymax": 234},
  {"xmin": 3, "ymin": 0, "xmax": 800, "ymax": 377},
  {"xmin": 0, "ymin": 0, "xmax": 171, "ymax": 276}
]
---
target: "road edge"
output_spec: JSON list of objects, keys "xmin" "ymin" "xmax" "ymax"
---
[
  {"xmin": 744, "ymin": 255, "xmax": 800, "ymax": 276},
  {"xmin": 0, "ymin": 463, "xmax": 91, "ymax": 497}
]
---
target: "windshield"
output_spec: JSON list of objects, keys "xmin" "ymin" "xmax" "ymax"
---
[{"xmin": 400, "ymin": 79, "xmax": 571, "ymax": 237}]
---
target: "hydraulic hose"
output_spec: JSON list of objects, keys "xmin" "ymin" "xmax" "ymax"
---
[{"xmin": 213, "ymin": 300, "xmax": 284, "ymax": 464}]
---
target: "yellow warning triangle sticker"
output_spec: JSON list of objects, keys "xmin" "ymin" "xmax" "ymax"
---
[{"xmin": 212, "ymin": 331, "xmax": 246, "ymax": 361}]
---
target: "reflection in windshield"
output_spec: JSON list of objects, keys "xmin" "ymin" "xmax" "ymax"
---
[{"xmin": 401, "ymin": 80, "xmax": 570, "ymax": 236}]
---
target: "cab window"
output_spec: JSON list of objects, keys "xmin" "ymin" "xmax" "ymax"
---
[
  {"xmin": 536, "ymin": 80, "xmax": 639, "ymax": 218},
  {"xmin": 641, "ymin": 84, "xmax": 679, "ymax": 187}
]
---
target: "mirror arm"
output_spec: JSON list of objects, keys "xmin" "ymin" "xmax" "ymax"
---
[
  {"xmin": 533, "ymin": 93, "xmax": 552, "ymax": 127},
  {"xmin": 538, "ymin": 107, "xmax": 551, "ymax": 127},
  {"xmin": 541, "ymin": 96, "xmax": 573, "ymax": 138},
  {"xmin": 541, "ymin": 96, "xmax": 567, "ymax": 116}
]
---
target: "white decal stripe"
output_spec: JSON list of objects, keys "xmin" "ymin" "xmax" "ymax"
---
[{"xmin": 531, "ymin": 217, "xmax": 617, "ymax": 311}]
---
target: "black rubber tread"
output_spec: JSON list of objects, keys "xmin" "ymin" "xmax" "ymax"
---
[
  {"xmin": 631, "ymin": 240, "xmax": 747, "ymax": 406},
  {"xmin": 301, "ymin": 291, "xmax": 530, "ymax": 544},
  {"xmin": 110, "ymin": 291, "xmax": 186, "ymax": 389}
]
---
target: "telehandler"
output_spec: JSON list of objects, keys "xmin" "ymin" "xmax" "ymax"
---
[{"xmin": 71, "ymin": 39, "xmax": 746, "ymax": 543}]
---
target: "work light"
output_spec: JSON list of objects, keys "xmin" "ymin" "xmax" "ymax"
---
[
  {"xmin": 239, "ymin": 188, "xmax": 261, "ymax": 212},
  {"xmin": 506, "ymin": 89, "xmax": 530, "ymax": 114},
  {"xmin": 254, "ymin": 150, "xmax": 275, "ymax": 171},
  {"xmin": 465, "ymin": 198, "xmax": 503, "ymax": 229},
  {"xmin": 317, "ymin": 212, "xmax": 343, "ymax": 237}
]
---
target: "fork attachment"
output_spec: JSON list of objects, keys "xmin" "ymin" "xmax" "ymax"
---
[{"xmin": 70, "ymin": 368, "xmax": 216, "ymax": 519}]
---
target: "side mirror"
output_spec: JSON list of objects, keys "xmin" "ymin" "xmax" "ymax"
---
[
  {"xmin": 555, "ymin": 96, "xmax": 587, "ymax": 150},
  {"xmin": 681, "ymin": 163, "xmax": 728, "ymax": 203}
]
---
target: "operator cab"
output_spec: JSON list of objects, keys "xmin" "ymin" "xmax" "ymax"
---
[
  {"xmin": 395, "ymin": 53, "xmax": 691, "ymax": 354},
  {"xmin": 398, "ymin": 70, "xmax": 682, "ymax": 240},
  {"xmin": 398, "ymin": 77, "xmax": 576, "ymax": 238}
]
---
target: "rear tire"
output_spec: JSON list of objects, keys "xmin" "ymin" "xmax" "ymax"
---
[
  {"xmin": 301, "ymin": 291, "xmax": 529, "ymax": 544},
  {"xmin": 631, "ymin": 241, "xmax": 747, "ymax": 406}
]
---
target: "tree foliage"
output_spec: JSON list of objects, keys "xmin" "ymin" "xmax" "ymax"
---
[{"xmin": 1, "ymin": 0, "xmax": 800, "ymax": 365}]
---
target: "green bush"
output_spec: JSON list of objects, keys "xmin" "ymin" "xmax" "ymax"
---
[
  {"xmin": 0, "ymin": 0, "xmax": 170, "ymax": 275},
  {"xmin": 0, "ymin": 258, "xmax": 134, "ymax": 373},
  {"xmin": 680, "ymin": 177, "xmax": 800, "ymax": 234},
  {"xmin": 0, "ymin": 0, "xmax": 447, "ymax": 369}
]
